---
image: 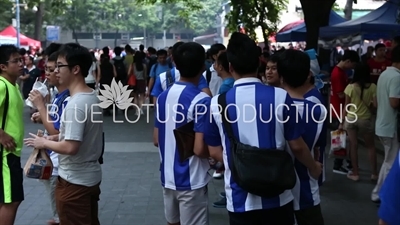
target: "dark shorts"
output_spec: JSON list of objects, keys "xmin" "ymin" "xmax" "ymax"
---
[
  {"xmin": 134, "ymin": 80, "xmax": 146, "ymax": 94},
  {"xmin": 0, "ymin": 153, "xmax": 24, "ymax": 203},
  {"xmin": 229, "ymin": 201, "xmax": 294, "ymax": 225},
  {"xmin": 56, "ymin": 177, "xmax": 101, "ymax": 225},
  {"xmin": 295, "ymin": 204, "xmax": 324, "ymax": 225}
]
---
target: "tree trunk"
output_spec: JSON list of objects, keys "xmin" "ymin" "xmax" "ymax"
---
[
  {"xmin": 72, "ymin": 28, "xmax": 78, "ymax": 43},
  {"xmin": 33, "ymin": 2, "xmax": 45, "ymax": 41},
  {"xmin": 301, "ymin": 0, "xmax": 335, "ymax": 50},
  {"xmin": 344, "ymin": 0, "xmax": 353, "ymax": 20}
]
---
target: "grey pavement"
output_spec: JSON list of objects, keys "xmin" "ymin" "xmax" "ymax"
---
[{"xmin": 15, "ymin": 108, "xmax": 381, "ymax": 225}]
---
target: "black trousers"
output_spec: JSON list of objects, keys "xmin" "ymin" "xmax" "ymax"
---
[
  {"xmin": 229, "ymin": 202, "xmax": 294, "ymax": 225},
  {"xmin": 295, "ymin": 204, "xmax": 324, "ymax": 225}
]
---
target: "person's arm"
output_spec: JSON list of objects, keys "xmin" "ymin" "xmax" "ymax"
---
[
  {"xmin": 340, "ymin": 85, "xmax": 352, "ymax": 129},
  {"xmin": 153, "ymin": 97, "xmax": 161, "ymax": 147},
  {"xmin": 193, "ymin": 97, "xmax": 211, "ymax": 158},
  {"xmin": 42, "ymin": 107, "xmax": 85, "ymax": 155},
  {"xmin": 378, "ymin": 153, "xmax": 400, "ymax": 225},
  {"xmin": 151, "ymin": 74, "xmax": 164, "ymax": 104},
  {"xmin": 112, "ymin": 65, "xmax": 117, "ymax": 78},
  {"xmin": 143, "ymin": 64, "xmax": 148, "ymax": 84},
  {"xmin": 198, "ymin": 75, "xmax": 212, "ymax": 96},
  {"xmin": 0, "ymin": 84, "xmax": 16, "ymax": 151},
  {"xmin": 148, "ymin": 65, "xmax": 157, "ymax": 95},
  {"xmin": 282, "ymin": 94, "xmax": 320, "ymax": 178},
  {"xmin": 96, "ymin": 65, "xmax": 101, "ymax": 84},
  {"xmin": 204, "ymin": 99, "xmax": 223, "ymax": 162},
  {"xmin": 388, "ymin": 76, "xmax": 400, "ymax": 109}
]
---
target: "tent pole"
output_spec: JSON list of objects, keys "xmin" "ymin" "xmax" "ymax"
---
[{"xmin": 15, "ymin": 0, "xmax": 20, "ymax": 48}]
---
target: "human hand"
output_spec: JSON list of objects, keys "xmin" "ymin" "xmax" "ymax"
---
[
  {"xmin": 24, "ymin": 133, "xmax": 46, "ymax": 149},
  {"xmin": 309, "ymin": 161, "xmax": 323, "ymax": 180},
  {"xmin": 31, "ymin": 112, "xmax": 42, "ymax": 123},
  {"xmin": 28, "ymin": 90, "xmax": 45, "ymax": 110},
  {"xmin": 378, "ymin": 219, "xmax": 387, "ymax": 225},
  {"xmin": 0, "ymin": 131, "xmax": 16, "ymax": 151}
]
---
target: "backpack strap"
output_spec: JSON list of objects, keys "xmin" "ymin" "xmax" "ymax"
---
[
  {"xmin": 166, "ymin": 69, "xmax": 174, "ymax": 88},
  {"xmin": 206, "ymin": 68, "xmax": 212, "ymax": 85},
  {"xmin": 218, "ymin": 93, "xmax": 235, "ymax": 142},
  {"xmin": 0, "ymin": 80, "xmax": 9, "ymax": 153}
]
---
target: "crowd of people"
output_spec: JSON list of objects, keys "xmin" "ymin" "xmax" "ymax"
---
[{"xmin": 0, "ymin": 31, "xmax": 399, "ymax": 225}]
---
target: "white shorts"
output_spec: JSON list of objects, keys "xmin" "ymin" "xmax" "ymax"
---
[{"xmin": 163, "ymin": 186, "xmax": 209, "ymax": 225}]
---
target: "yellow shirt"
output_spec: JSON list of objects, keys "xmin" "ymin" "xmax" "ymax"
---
[
  {"xmin": 344, "ymin": 83, "xmax": 376, "ymax": 119},
  {"xmin": 0, "ymin": 76, "xmax": 24, "ymax": 156}
]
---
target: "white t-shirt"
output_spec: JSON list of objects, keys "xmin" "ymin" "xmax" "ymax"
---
[
  {"xmin": 202, "ymin": 65, "xmax": 222, "ymax": 96},
  {"xmin": 85, "ymin": 62, "xmax": 96, "ymax": 84}
]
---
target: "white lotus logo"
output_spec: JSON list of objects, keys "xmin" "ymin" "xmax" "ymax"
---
[{"xmin": 97, "ymin": 78, "xmax": 133, "ymax": 110}]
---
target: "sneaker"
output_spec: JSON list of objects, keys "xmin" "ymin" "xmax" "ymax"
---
[
  {"xmin": 333, "ymin": 167, "xmax": 349, "ymax": 175},
  {"xmin": 219, "ymin": 192, "xmax": 226, "ymax": 198},
  {"xmin": 212, "ymin": 197, "xmax": 227, "ymax": 208},
  {"xmin": 213, "ymin": 170, "xmax": 223, "ymax": 179}
]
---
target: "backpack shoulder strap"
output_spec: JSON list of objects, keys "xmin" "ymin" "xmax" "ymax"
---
[
  {"xmin": 166, "ymin": 69, "xmax": 174, "ymax": 88},
  {"xmin": 218, "ymin": 93, "xmax": 235, "ymax": 141},
  {"xmin": 0, "ymin": 80, "xmax": 9, "ymax": 152},
  {"xmin": 206, "ymin": 68, "xmax": 212, "ymax": 85}
]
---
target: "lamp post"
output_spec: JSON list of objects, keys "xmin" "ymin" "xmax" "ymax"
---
[
  {"xmin": 156, "ymin": 6, "xmax": 166, "ymax": 47},
  {"xmin": 138, "ymin": 14, "xmax": 147, "ymax": 47},
  {"xmin": 15, "ymin": 0, "xmax": 20, "ymax": 48}
]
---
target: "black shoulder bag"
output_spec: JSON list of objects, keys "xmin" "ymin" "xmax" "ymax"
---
[
  {"xmin": 166, "ymin": 69, "xmax": 174, "ymax": 88},
  {"xmin": 0, "ymin": 80, "xmax": 9, "ymax": 154},
  {"xmin": 218, "ymin": 93, "xmax": 296, "ymax": 198}
]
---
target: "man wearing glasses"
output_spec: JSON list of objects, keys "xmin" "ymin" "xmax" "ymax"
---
[
  {"xmin": 29, "ymin": 43, "xmax": 69, "ymax": 225},
  {"xmin": 0, "ymin": 45, "xmax": 25, "ymax": 225},
  {"xmin": 24, "ymin": 43, "xmax": 103, "ymax": 225}
]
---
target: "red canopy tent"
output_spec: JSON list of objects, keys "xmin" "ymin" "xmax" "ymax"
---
[
  {"xmin": 269, "ymin": 20, "xmax": 305, "ymax": 43},
  {"xmin": 0, "ymin": 25, "xmax": 41, "ymax": 47}
]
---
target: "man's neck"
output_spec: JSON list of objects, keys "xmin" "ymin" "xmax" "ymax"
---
[
  {"xmin": 232, "ymin": 73, "xmax": 257, "ymax": 80},
  {"xmin": 220, "ymin": 72, "xmax": 232, "ymax": 80},
  {"xmin": 179, "ymin": 75, "xmax": 200, "ymax": 85},
  {"xmin": 283, "ymin": 84, "xmax": 309, "ymax": 99},
  {"xmin": 55, "ymin": 85, "xmax": 68, "ymax": 94},
  {"xmin": 392, "ymin": 63, "xmax": 400, "ymax": 70},
  {"xmin": 375, "ymin": 56, "xmax": 385, "ymax": 62},
  {"xmin": 0, "ymin": 74, "xmax": 17, "ymax": 85},
  {"xmin": 68, "ymin": 78, "xmax": 92, "ymax": 96}
]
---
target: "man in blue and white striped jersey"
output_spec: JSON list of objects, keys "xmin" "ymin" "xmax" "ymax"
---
[
  {"xmin": 204, "ymin": 32, "xmax": 322, "ymax": 225},
  {"xmin": 278, "ymin": 49, "xmax": 326, "ymax": 225},
  {"xmin": 153, "ymin": 42, "xmax": 211, "ymax": 225}
]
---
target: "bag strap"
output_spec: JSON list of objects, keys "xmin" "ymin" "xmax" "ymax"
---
[
  {"xmin": 206, "ymin": 68, "xmax": 212, "ymax": 85},
  {"xmin": 0, "ymin": 80, "xmax": 9, "ymax": 153},
  {"xmin": 166, "ymin": 69, "xmax": 174, "ymax": 88},
  {"xmin": 218, "ymin": 93, "xmax": 235, "ymax": 141}
]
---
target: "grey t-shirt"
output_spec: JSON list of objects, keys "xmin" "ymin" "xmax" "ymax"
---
[{"xmin": 58, "ymin": 90, "xmax": 103, "ymax": 187}]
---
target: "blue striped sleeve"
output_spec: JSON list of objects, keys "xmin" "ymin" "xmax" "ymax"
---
[
  {"xmin": 379, "ymin": 152, "xmax": 400, "ymax": 225},
  {"xmin": 193, "ymin": 97, "xmax": 211, "ymax": 133},
  {"xmin": 197, "ymin": 75, "xmax": 209, "ymax": 90},
  {"xmin": 283, "ymin": 94, "xmax": 305, "ymax": 141},
  {"xmin": 151, "ymin": 75, "xmax": 163, "ymax": 97}
]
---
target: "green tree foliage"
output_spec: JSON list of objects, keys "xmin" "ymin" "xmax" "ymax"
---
[{"xmin": 227, "ymin": 0, "xmax": 287, "ymax": 43}]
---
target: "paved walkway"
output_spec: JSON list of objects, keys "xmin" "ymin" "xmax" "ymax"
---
[{"xmin": 15, "ymin": 108, "xmax": 381, "ymax": 225}]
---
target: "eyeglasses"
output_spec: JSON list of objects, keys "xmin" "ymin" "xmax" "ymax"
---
[
  {"xmin": 55, "ymin": 64, "xmax": 70, "ymax": 71},
  {"xmin": 45, "ymin": 67, "xmax": 56, "ymax": 73},
  {"xmin": 7, "ymin": 58, "xmax": 23, "ymax": 64}
]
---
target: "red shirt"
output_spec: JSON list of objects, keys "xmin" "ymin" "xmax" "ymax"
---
[
  {"xmin": 330, "ymin": 66, "xmax": 348, "ymax": 119},
  {"xmin": 367, "ymin": 58, "xmax": 391, "ymax": 84}
]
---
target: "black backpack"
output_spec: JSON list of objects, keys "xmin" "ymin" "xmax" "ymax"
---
[{"xmin": 113, "ymin": 57, "xmax": 127, "ymax": 83}]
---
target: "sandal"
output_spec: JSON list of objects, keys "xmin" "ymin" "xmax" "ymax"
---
[{"xmin": 347, "ymin": 173, "xmax": 360, "ymax": 181}]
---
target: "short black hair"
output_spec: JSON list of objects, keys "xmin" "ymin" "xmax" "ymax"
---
[
  {"xmin": 227, "ymin": 32, "xmax": 259, "ymax": 75},
  {"xmin": 57, "ymin": 43, "xmax": 92, "ymax": 78},
  {"xmin": 267, "ymin": 53, "xmax": 280, "ymax": 64},
  {"xmin": 102, "ymin": 46, "xmax": 109, "ymax": 54},
  {"xmin": 156, "ymin": 49, "xmax": 168, "ymax": 56},
  {"xmin": 148, "ymin": 47, "xmax": 156, "ymax": 54},
  {"xmin": 18, "ymin": 48, "xmax": 26, "ymax": 56},
  {"xmin": 341, "ymin": 50, "xmax": 359, "ymax": 62},
  {"xmin": 392, "ymin": 45, "xmax": 400, "ymax": 63},
  {"xmin": 216, "ymin": 51, "xmax": 229, "ymax": 72},
  {"xmin": 172, "ymin": 42, "xmax": 185, "ymax": 61},
  {"xmin": 174, "ymin": 42, "xmax": 205, "ymax": 78},
  {"xmin": 114, "ymin": 46, "xmax": 122, "ymax": 56},
  {"xmin": 375, "ymin": 43, "xmax": 386, "ymax": 51},
  {"xmin": 44, "ymin": 43, "xmax": 62, "ymax": 56},
  {"xmin": 0, "ymin": 45, "xmax": 19, "ymax": 73},
  {"xmin": 139, "ymin": 44, "xmax": 144, "ymax": 51},
  {"xmin": 209, "ymin": 43, "xmax": 226, "ymax": 57},
  {"xmin": 277, "ymin": 49, "xmax": 310, "ymax": 88},
  {"xmin": 47, "ymin": 52, "xmax": 58, "ymax": 62}
]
